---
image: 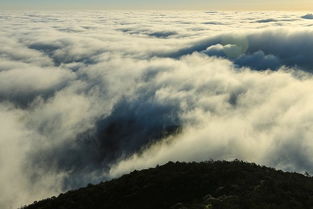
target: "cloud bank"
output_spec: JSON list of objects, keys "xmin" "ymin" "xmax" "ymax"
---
[{"xmin": 1, "ymin": 10, "xmax": 313, "ymax": 209}]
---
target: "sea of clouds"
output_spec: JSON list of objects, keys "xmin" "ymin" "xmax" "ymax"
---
[{"xmin": 2, "ymin": 10, "xmax": 313, "ymax": 208}]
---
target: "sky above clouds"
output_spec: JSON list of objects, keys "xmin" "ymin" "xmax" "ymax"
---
[{"xmin": 1, "ymin": 0, "xmax": 313, "ymax": 10}]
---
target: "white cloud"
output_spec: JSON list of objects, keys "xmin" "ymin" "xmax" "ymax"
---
[{"xmin": 1, "ymin": 10, "xmax": 313, "ymax": 209}]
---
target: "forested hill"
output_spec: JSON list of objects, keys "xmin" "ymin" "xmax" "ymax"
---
[{"xmin": 23, "ymin": 161, "xmax": 313, "ymax": 209}]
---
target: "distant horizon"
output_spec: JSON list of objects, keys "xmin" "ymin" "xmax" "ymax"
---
[
  {"xmin": 1, "ymin": 8, "xmax": 313, "ymax": 12},
  {"xmin": 2, "ymin": 0, "xmax": 313, "ymax": 11}
]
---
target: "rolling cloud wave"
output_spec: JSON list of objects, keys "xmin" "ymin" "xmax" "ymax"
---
[{"xmin": 1, "ymin": 10, "xmax": 313, "ymax": 209}]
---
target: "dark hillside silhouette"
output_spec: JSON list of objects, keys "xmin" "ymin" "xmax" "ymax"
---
[{"xmin": 23, "ymin": 160, "xmax": 313, "ymax": 209}]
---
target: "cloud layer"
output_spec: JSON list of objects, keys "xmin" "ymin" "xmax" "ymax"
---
[{"xmin": 1, "ymin": 10, "xmax": 313, "ymax": 209}]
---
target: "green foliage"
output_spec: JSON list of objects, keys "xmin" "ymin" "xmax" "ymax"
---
[{"xmin": 23, "ymin": 160, "xmax": 313, "ymax": 209}]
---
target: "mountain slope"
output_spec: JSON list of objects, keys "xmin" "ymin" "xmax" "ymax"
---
[{"xmin": 23, "ymin": 161, "xmax": 313, "ymax": 209}]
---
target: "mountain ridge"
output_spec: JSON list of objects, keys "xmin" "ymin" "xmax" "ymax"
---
[{"xmin": 22, "ymin": 160, "xmax": 313, "ymax": 209}]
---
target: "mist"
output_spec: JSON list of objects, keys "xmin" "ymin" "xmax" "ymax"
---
[{"xmin": 1, "ymin": 10, "xmax": 313, "ymax": 209}]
